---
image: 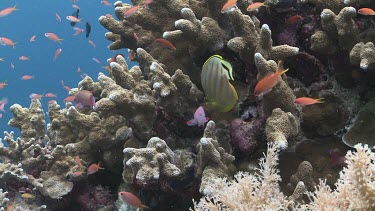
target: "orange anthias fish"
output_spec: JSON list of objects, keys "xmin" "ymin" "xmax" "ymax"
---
[
  {"xmin": 0, "ymin": 82, "xmax": 7, "ymax": 89},
  {"xmin": 19, "ymin": 56, "xmax": 30, "ymax": 61},
  {"xmin": 53, "ymin": 48, "xmax": 62, "ymax": 61},
  {"xmin": 61, "ymin": 80, "xmax": 71, "ymax": 91},
  {"xmin": 75, "ymin": 155, "xmax": 83, "ymax": 169},
  {"xmin": 88, "ymin": 39, "xmax": 96, "ymax": 48},
  {"xmin": 29, "ymin": 93, "xmax": 43, "ymax": 100},
  {"xmin": 30, "ymin": 35, "xmax": 36, "ymax": 42},
  {"xmin": 55, "ymin": 13, "xmax": 61, "ymax": 22},
  {"xmin": 64, "ymin": 95, "xmax": 76, "ymax": 102},
  {"xmin": 221, "ymin": 0, "xmax": 237, "ymax": 13},
  {"xmin": 254, "ymin": 60, "xmax": 289, "ymax": 97},
  {"xmin": 0, "ymin": 5, "xmax": 18, "ymax": 17},
  {"xmin": 45, "ymin": 93, "xmax": 57, "ymax": 98},
  {"xmin": 154, "ymin": 38, "xmax": 176, "ymax": 51},
  {"xmin": 101, "ymin": 0, "xmax": 111, "ymax": 6},
  {"xmin": 124, "ymin": 5, "xmax": 142, "ymax": 18},
  {"xmin": 119, "ymin": 192, "xmax": 149, "ymax": 211},
  {"xmin": 66, "ymin": 15, "xmax": 81, "ymax": 23},
  {"xmin": 286, "ymin": 15, "xmax": 303, "ymax": 24},
  {"xmin": 0, "ymin": 37, "xmax": 17, "ymax": 48},
  {"xmin": 358, "ymin": 8, "xmax": 375, "ymax": 16},
  {"xmin": 247, "ymin": 2, "xmax": 268, "ymax": 12},
  {"xmin": 45, "ymin": 33, "xmax": 63, "ymax": 44},
  {"xmin": 21, "ymin": 75, "xmax": 34, "ymax": 80},
  {"xmin": 294, "ymin": 97, "xmax": 324, "ymax": 105},
  {"xmin": 87, "ymin": 162, "xmax": 104, "ymax": 175}
]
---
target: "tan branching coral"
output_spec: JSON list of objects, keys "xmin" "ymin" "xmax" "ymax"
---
[
  {"xmin": 349, "ymin": 42, "xmax": 375, "ymax": 71},
  {"xmin": 196, "ymin": 121, "xmax": 236, "ymax": 195},
  {"xmin": 122, "ymin": 137, "xmax": 191, "ymax": 184},
  {"xmin": 265, "ymin": 108, "xmax": 299, "ymax": 149},
  {"xmin": 8, "ymin": 99, "xmax": 45, "ymax": 140},
  {"xmin": 227, "ymin": 9, "xmax": 299, "ymax": 62},
  {"xmin": 311, "ymin": 7, "xmax": 359, "ymax": 54},
  {"xmin": 254, "ymin": 53, "xmax": 300, "ymax": 117}
]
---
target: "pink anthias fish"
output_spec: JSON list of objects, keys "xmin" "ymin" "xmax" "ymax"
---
[
  {"xmin": 92, "ymin": 57, "xmax": 100, "ymax": 64},
  {"xmin": 29, "ymin": 93, "xmax": 43, "ymax": 99},
  {"xmin": 0, "ymin": 98, "xmax": 8, "ymax": 112},
  {"xmin": 186, "ymin": 106, "xmax": 209, "ymax": 127},
  {"xmin": 74, "ymin": 90, "xmax": 96, "ymax": 109},
  {"xmin": 73, "ymin": 27, "xmax": 84, "ymax": 36},
  {"xmin": 53, "ymin": 48, "xmax": 62, "ymax": 61},
  {"xmin": 328, "ymin": 149, "xmax": 347, "ymax": 168}
]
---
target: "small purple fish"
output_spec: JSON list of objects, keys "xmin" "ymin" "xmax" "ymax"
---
[
  {"xmin": 186, "ymin": 106, "xmax": 209, "ymax": 127},
  {"xmin": 0, "ymin": 98, "xmax": 7, "ymax": 112},
  {"xmin": 328, "ymin": 148, "xmax": 346, "ymax": 168},
  {"xmin": 74, "ymin": 90, "xmax": 96, "ymax": 109},
  {"xmin": 92, "ymin": 57, "xmax": 101, "ymax": 64}
]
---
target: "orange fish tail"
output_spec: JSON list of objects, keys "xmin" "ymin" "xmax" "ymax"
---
[
  {"xmin": 276, "ymin": 61, "xmax": 288, "ymax": 76},
  {"xmin": 140, "ymin": 204, "xmax": 150, "ymax": 211},
  {"xmin": 316, "ymin": 98, "xmax": 324, "ymax": 103}
]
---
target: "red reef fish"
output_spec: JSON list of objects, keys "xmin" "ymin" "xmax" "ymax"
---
[
  {"xmin": 55, "ymin": 13, "xmax": 61, "ymax": 22},
  {"xmin": 45, "ymin": 33, "xmax": 63, "ymax": 44},
  {"xmin": 66, "ymin": 15, "xmax": 81, "ymax": 23},
  {"xmin": 21, "ymin": 75, "xmax": 34, "ymax": 80},
  {"xmin": 0, "ymin": 5, "xmax": 18, "ymax": 17},
  {"xmin": 88, "ymin": 39, "xmax": 96, "ymax": 48},
  {"xmin": 286, "ymin": 15, "xmax": 303, "ymax": 24},
  {"xmin": 124, "ymin": 5, "xmax": 141, "ymax": 18},
  {"xmin": 61, "ymin": 80, "xmax": 71, "ymax": 91},
  {"xmin": 119, "ymin": 192, "xmax": 149, "ymax": 211},
  {"xmin": 75, "ymin": 155, "xmax": 83, "ymax": 169},
  {"xmin": 247, "ymin": 2, "xmax": 268, "ymax": 12},
  {"xmin": 221, "ymin": 0, "xmax": 237, "ymax": 13},
  {"xmin": 30, "ymin": 35, "xmax": 36, "ymax": 42},
  {"xmin": 294, "ymin": 97, "xmax": 324, "ymax": 105},
  {"xmin": 64, "ymin": 95, "xmax": 76, "ymax": 102},
  {"xmin": 87, "ymin": 162, "xmax": 104, "ymax": 175},
  {"xmin": 358, "ymin": 8, "xmax": 375, "ymax": 16},
  {"xmin": 19, "ymin": 56, "xmax": 30, "ymax": 61},
  {"xmin": 53, "ymin": 48, "xmax": 62, "ymax": 61},
  {"xmin": 0, "ymin": 98, "xmax": 8, "ymax": 112},
  {"xmin": 0, "ymin": 37, "xmax": 17, "ymax": 48},
  {"xmin": 154, "ymin": 38, "xmax": 176, "ymax": 51},
  {"xmin": 254, "ymin": 60, "xmax": 288, "ymax": 97},
  {"xmin": 45, "ymin": 93, "xmax": 57, "ymax": 98},
  {"xmin": 29, "ymin": 93, "xmax": 43, "ymax": 99},
  {"xmin": 73, "ymin": 27, "xmax": 84, "ymax": 36},
  {"xmin": 0, "ymin": 82, "xmax": 8, "ymax": 89}
]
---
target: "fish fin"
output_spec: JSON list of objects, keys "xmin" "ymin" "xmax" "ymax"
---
[
  {"xmin": 276, "ymin": 61, "xmax": 288, "ymax": 75},
  {"xmin": 140, "ymin": 204, "xmax": 150, "ymax": 211},
  {"xmin": 186, "ymin": 119, "xmax": 197, "ymax": 126},
  {"xmin": 221, "ymin": 59, "xmax": 234, "ymax": 80},
  {"xmin": 316, "ymin": 98, "xmax": 324, "ymax": 103}
]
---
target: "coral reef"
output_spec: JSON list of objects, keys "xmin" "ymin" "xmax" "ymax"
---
[
  {"xmin": 350, "ymin": 42, "xmax": 375, "ymax": 71},
  {"xmin": 310, "ymin": 7, "xmax": 359, "ymax": 54},
  {"xmin": 342, "ymin": 98, "xmax": 375, "ymax": 148},
  {"xmin": 265, "ymin": 108, "xmax": 299, "ymax": 149}
]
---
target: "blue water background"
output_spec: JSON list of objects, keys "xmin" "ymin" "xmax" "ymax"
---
[{"xmin": 0, "ymin": 0, "xmax": 136, "ymax": 137}]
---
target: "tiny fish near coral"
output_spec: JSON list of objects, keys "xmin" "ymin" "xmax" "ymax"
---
[
  {"xmin": 87, "ymin": 162, "xmax": 104, "ymax": 175},
  {"xmin": 119, "ymin": 192, "xmax": 149, "ymax": 211},
  {"xmin": 186, "ymin": 106, "xmax": 209, "ymax": 127},
  {"xmin": 254, "ymin": 60, "xmax": 288, "ymax": 97},
  {"xmin": 294, "ymin": 97, "xmax": 324, "ymax": 105},
  {"xmin": 221, "ymin": 0, "xmax": 237, "ymax": 13},
  {"xmin": 74, "ymin": 90, "xmax": 96, "ymax": 109},
  {"xmin": 358, "ymin": 8, "xmax": 375, "ymax": 16}
]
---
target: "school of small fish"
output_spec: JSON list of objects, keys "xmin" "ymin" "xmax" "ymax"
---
[{"xmin": 0, "ymin": 1, "xmax": 114, "ymax": 125}]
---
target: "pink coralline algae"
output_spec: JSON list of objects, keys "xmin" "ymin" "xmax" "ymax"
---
[{"xmin": 230, "ymin": 118, "xmax": 264, "ymax": 155}]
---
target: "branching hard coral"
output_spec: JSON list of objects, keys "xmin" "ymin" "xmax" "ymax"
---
[
  {"xmin": 265, "ymin": 108, "xmax": 299, "ymax": 149},
  {"xmin": 310, "ymin": 7, "xmax": 359, "ymax": 55},
  {"xmin": 196, "ymin": 121, "xmax": 236, "ymax": 195},
  {"xmin": 192, "ymin": 143, "xmax": 290, "ymax": 210},
  {"xmin": 226, "ymin": 8, "xmax": 299, "ymax": 63},
  {"xmin": 254, "ymin": 53, "xmax": 300, "ymax": 117},
  {"xmin": 302, "ymin": 144, "xmax": 375, "ymax": 210},
  {"xmin": 122, "ymin": 137, "xmax": 192, "ymax": 186},
  {"xmin": 350, "ymin": 42, "xmax": 375, "ymax": 71},
  {"xmin": 8, "ymin": 99, "xmax": 45, "ymax": 140},
  {"xmin": 163, "ymin": 8, "xmax": 225, "ymax": 52}
]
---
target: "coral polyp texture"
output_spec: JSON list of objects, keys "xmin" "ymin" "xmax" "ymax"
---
[{"xmin": 3, "ymin": 0, "xmax": 375, "ymax": 209}]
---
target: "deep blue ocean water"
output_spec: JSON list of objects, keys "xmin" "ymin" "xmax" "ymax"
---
[{"xmin": 0, "ymin": 0, "xmax": 136, "ymax": 136}]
